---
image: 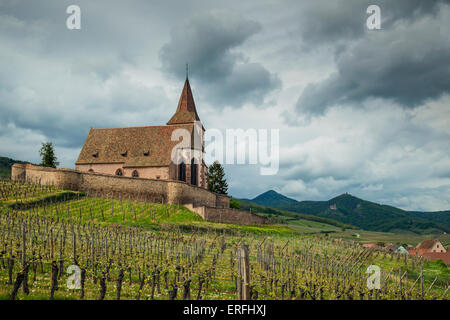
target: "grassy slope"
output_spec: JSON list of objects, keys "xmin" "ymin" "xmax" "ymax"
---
[
  {"xmin": 2, "ymin": 179, "xmax": 447, "ymax": 245},
  {"xmin": 236, "ymin": 197, "xmax": 449, "ymax": 246},
  {"xmin": 12, "ymin": 190, "xmax": 444, "ymax": 244},
  {"xmin": 235, "ymin": 198, "xmax": 356, "ymax": 230},
  {"xmin": 332, "ymin": 228, "xmax": 450, "ymax": 247},
  {"xmin": 7, "ymin": 187, "xmax": 441, "ymax": 245},
  {"xmin": 1, "ymin": 191, "xmax": 292, "ymax": 235},
  {"xmin": 0, "ymin": 184, "xmax": 448, "ymax": 300}
]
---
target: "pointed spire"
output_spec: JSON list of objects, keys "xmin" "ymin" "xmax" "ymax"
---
[{"xmin": 167, "ymin": 78, "xmax": 200, "ymax": 125}]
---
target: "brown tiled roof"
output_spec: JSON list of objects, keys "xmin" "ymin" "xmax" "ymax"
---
[
  {"xmin": 167, "ymin": 78, "xmax": 200, "ymax": 125},
  {"xmin": 75, "ymin": 124, "xmax": 194, "ymax": 167},
  {"xmin": 422, "ymin": 252, "xmax": 450, "ymax": 266},
  {"xmin": 416, "ymin": 239, "xmax": 439, "ymax": 249}
]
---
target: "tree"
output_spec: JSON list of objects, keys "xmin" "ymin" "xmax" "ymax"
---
[
  {"xmin": 208, "ymin": 161, "xmax": 228, "ymax": 194},
  {"xmin": 230, "ymin": 198, "xmax": 241, "ymax": 209},
  {"xmin": 39, "ymin": 142, "xmax": 59, "ymax": 168}
]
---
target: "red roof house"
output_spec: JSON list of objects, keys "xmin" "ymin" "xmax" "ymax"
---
[
  {"xmin": 421, "ymin": 252, "xmax": 450, "ymax": 266},
  {"xmin": 415, "ymin": 239, "xmax": 447, "ymax": 255}
]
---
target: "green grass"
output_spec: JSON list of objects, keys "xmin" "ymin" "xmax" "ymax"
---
[
  {"xmin": 330, "ymin": 228, "xmax": 450, "ymax": 246},
  {"xmin": 1, "ymin": 191, "xmax": 293, "ymax": 236},
  {"xmin": 287, "ymin": 218, "xmax": 341, "ymax": 234},
  {"xmin": 237, "ymin": 198, "xmax": 357, "ymax": 230},
  {"xmin": 11, "ymin": 195, "xmax": 203, "ymax": 227}
]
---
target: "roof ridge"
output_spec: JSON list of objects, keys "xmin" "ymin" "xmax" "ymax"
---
[{"xmin": 92, "ymin": 124, "xmax": 193, "ymax": 130}]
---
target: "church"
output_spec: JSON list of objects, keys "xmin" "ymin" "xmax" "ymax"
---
[
  {"xmin": 75, "ymin": 77, "xmax": 208, "ymax": 189},
  {"xmin": 12, "ymin": 76, "xmax": 269, "ymax": 225}
]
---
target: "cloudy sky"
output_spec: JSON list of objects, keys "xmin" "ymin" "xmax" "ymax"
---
[{"xmin": 1, "ymin": 0, "xmax": 450, "ymax": 211}]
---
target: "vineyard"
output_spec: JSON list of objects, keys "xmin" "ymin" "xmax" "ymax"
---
[{"xmin": 0, "ymin": 179, "xmax": 448, "ymax": 300}]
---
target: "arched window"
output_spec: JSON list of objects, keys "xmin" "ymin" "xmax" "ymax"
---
[
  {"xmin": 115, "ymin": 168, "xmax": 123, "ymax": 176},
  {"xmin": 178, "ymin": 162, "xmax": 186, "ymax": 181},
  {"xmin": 88, "ymin": 169, "xmax": 94, "ymax": 173},
  {"xmin": 190, "ymin": 158, "xmax": 197, "ymax": 186},
  {"xmin": 132, "ymin": 170, "xmax": 139, "ymax": 178}
]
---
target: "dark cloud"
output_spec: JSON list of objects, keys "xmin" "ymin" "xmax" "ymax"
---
[
  {"xmin": 0, "ymin": 0, "xmax": 177, "ymax": 152},
  {"xmin": 159, "ymin": 10, "xmax": 280, "ymax": 108},
  {"xmin": 0, "ymin": 74, "xmax": 171, "ymax": 149},
  {"xmin": 295, "ymin": 3, "xmax": 450, "ymax": 116}
]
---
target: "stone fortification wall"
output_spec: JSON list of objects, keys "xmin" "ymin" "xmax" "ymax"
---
[
  {"xmin": 184, "ymin": 203, "xmax": 270, "ymax": 226},
  {"xmin": 11, "ymin": 163, "xmax": 228, "ymax": 208}
]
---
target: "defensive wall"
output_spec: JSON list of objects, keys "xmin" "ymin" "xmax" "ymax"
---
[
  {"xmin": 183, "ymin": 204, "xmax": 270, "ymax": 226},
  {"xmin": 12, "ymin": 163, "xmax": 269, "ymax": 226}
]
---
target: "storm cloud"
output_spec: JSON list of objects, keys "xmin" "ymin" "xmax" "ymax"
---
[
  {"xmin": 159, "ymin": 10, "xmax": 281, "ymax": 108},
  {"xmin": 295, "ymin": 0, "xmax": 445, "ymax": 46},
  {"xmin": 295, "ymin": 1, "xmax": 450, "ymax": 116}
]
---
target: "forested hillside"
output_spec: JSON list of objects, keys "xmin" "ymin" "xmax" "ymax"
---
[
  {"xmin": 0, "ymin": 156, "xmax": 30, "ymax": 178},
  {"xmin": 245, "ymin": 190, "xmax": 450, "ymax": 234}
]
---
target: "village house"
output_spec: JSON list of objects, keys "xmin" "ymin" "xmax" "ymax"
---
[
  {"xmin": 410, "ymin": 239, "xmax": 449, "ymax": 266},
  {"xmin": 406, "ymin": 245, "xmax": 417, "ymax": 255},
  {"xmin": 415, "ymin": 239, "xmax": 447, "ymax": 255},
  {"xmin": 395, "ymin": 246, "xmax": 409, "ymax": 254},
  {"xmin": 75, "ymin": 77, "xmax": 208, "ymax": 189},
  {"xmin": 385, "ymin": 244, "xmax": 400, "ymax": 252},
  {"xmin": 421, "ymin": 252, "xmax": 450, "ymax": 266}
]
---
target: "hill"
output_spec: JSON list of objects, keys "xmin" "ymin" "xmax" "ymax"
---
[
  {"xmin": 244, "ymin": 190, "xmax": 450, "ymax": 234},
  {"xmin": 0, "ymin": 156, "xmax": 31, "ymax": 178},
  {"xmin": 245, "ymin": 190, "xmax": 299, "ymax": 208},
  {"xmin": 235, "ymin": 196, "xmax": 357, "ymax": 231}
]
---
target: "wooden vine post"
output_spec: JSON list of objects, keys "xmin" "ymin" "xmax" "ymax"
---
[
  {"xmin": 237, "ymin": 243, "xmax": 250, "ymax": 300},
  {"xmin": 420, "ymin": 267, "xmax": 424, "ymax": 300}
]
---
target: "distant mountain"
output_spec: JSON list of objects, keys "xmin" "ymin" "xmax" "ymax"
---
[
  {"xmin": 236, "ymin": 197, "xmax": 357, "ymax": 230},
  {"xmin": 0, "ymin": 156, "xmax": 31, "ymax": 178},
  {"xmin": 250, "ymin": 190, "xmax": 300, "ymax": 207},
  {"xmin": 244, "ymin": 190, "xmax": 450, "ymax": 234}
]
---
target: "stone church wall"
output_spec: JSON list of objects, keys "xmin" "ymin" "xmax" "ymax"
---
[
  {"xmin": 216, "ymin": 194, "xmax": 230, "ymax": 208},
  {"xmin": 12, "ymin": 163, "xmax": 229, "ymax": 208},
  {"xmin": 76, "ymin": 163, "xmax": 170, "ymax": 180},
  {"xmin": 184, "ymin": 203, "xmax": 270, "ymax": 226},
  {"xmin": 203, "ymin": 207, "xmax": 270, "ymax": 225}
]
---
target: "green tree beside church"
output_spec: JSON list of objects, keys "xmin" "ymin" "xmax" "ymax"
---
[
  {"xmin": 39, "ymin": 142, "xmax": 59, "ymax": 168},
  {"xmin": 208, "ymin": 161, "xmax": 228, "ymax": 195}
]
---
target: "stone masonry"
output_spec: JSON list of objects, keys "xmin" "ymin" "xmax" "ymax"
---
[{"xmin": 12, "ymin": 163, "xmax": 269, "ymax": 226}]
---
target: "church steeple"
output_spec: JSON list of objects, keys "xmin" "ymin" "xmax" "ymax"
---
[{"xmin": 167, "ymin": 78, "xmax": 201, "ymax": 125}]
